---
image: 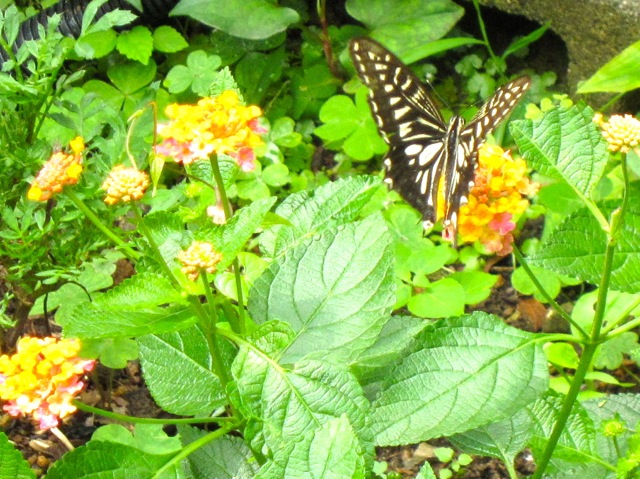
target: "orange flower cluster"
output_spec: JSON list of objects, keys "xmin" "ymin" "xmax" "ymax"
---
[
  {"xmin": 440, "ymin": 144, "xmax": 538, "ymax": 255},
  {"xmin": 178, "ymin": 241, "xmax": 223, "ymax": 281},
  {"xmin": 0, "ymin": 336, "xmax": 95, "ymax": 431},
  {"xmin": 155, "ymin": 90, "xmax": 265, "ymax": 170},
  {"xmin": 102, "ymin": 165, "xmax": 150, "ymax": 205},
  {"xmin": 27, "ymin": 137, "xmax": 85, "ymax": 201},
  {"xmin": 593, "ymin": 113, "xmax": 640, "ymax": 153}
]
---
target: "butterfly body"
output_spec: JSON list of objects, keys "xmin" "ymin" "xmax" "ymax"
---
[{"xmin": 349, "ymin": 37, "xmax": 530, "ymax": 245}]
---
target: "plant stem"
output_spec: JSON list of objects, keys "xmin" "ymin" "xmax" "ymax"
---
[
  {"xmin": 209, "ymin": 154, "xmax": 247, "ymax": 335},
  {"xmin": 531, "ymin": 234, "xmax": 617, "ymax": 478},
  {"xmin": 74, "ymin": 401, "xmax": 235, "ymax": 424},
  {"xmin": 472, "ymin": 0, "xmax": 498, "ymax": 65},
  {"xmin": 512, "ymin": 245, "xmax": 587, "ymax": 338},
  {"xmin": 198, "ymin": 271, "xmax": 232, "ymax": 387},
  {"xmin": 66, "ymin": 189, "xmax": 140, "ymax": 261},
  {"xmin": 155, "ymin": 420, "xmax": 245, "ymax": 475}
]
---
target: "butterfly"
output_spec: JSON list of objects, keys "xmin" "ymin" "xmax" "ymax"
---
[{"xmin": 349, "ymin": 37, "xmax": 530, "ymax": 245}]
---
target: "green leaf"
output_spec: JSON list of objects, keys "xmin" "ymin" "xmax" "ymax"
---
[
  {"xmin": 255, "ymin": 417, "xmax": 366, "ymax": 479},
  {"xmin": 116, "ymin": 26, "xmax": 154, "ymax": 64},
  {"xmin": 152, "ymin": 25, "xmax": 188, "ymax": 53},
  {"xmin": 502, "ymin": 22, "xmax": 551, "ymax": 59},
  {"xmin": 345, "ymin": 0, "xmax": 464, "ymax": 60},
  {"xmin": 65, "ymin": 304, "xmax": 196, "ymax": 339},
  {"xmin": 75, "ymin": 29, "xmax": 117, "ymax": 59},
  {"xmin": 526, "ymin": 394, "xmax": 602, "ymax": 472},
  {"xmin": 401, "ymin": 37, "xmax": 484, "ymax": 64},
  {"xmin": 107, "ymin": 60, "xmax": 157, "ymax": 94},
  {"xmin": 138, "ymin": 326, "xmax": 227, "ymax": 416},
  {"xmin": 81, "ymin": 337, "xmax": 138, "ymax": 369},
  {"xmin": 594, "ymin": 332, "xmax": 639, "ymax": 370},
  {"xmin": 44, "ymin": 441, "xmax": 175, "ymax": 479},
  {"xmin": 529, "ymin": 189, "xmax": 640, "ymax": 293},
  {"xmin": 262, "ymin": 163, "xmax": 290, "ymax": 187},
  {"xmin": 249, "ymin": 214, "xmax": 395, "ymax": 363},
  {"xmin": 202, "ymin": 197, "xmax": 277, "ymax": 272},
  {"xmin": 583, "ymin": 393, "xmax": 640, "ymax": 473},
  {"xmin": 172, "ymin": 0, "xmax": 299, "ymax": 40},
  {"xmin": 232, "ymin": 355, "xmax": 372, "ymax": 459},
  {"xmin": 371, "ymin": 312, "xmax": 548, "ymax": 445},
  {"xmin": 578, "ymin": 39, "xmax": 640, "ymax": 93},
  {"xmin": 179, "ymin": 425, "xmax": 259, "ymax": 478},
  {"xmin": 416, "ymin": 462, "xmax": 437, "ymax": 479},
  {"xmin": 448, "ymin": 271, "xmax": 498, "ymax": 305},
  {"xmin": 314, "ymin": 89, "xmax": 387, "ymax": 161},
  {"xmin": 407, "ymin": 277, "xmax": 465, "ymax": 318},
  {"xmin": 0, "ymin": 432, "xmax": 35, "ymax": 479},
  {"xmin": 544, "ymin": 342, "xmax": 580, "ymax": 369},
  {"xmin": 235, "ymin": 48, "xmax": 284, "ymax": 104},
  {"xmin": 164, "ymin": 50, "xmax": 222, "ymax": 95},
  {"xmin": 572, "ymin": 289, "xmax": 640, "ymax": 335},
  {"xmin": 258, "ymin": 176, "xmax": 381, "ymax": 257},
  {"xmin": 270, "ymin": 117, "xmax": 302, "ymax": 148},
  {"xmin": 450, "ymin": 408, "xmax": 533, "ymax": 467},
  {"xmin": 93, "ymin": 272, "xmax": 183, "ymax": 309},
  {"xmin": 92, "ymin": 424, "xmax": 137, "ymax": 447},
  {"xmin": 351, "ymin": 315, "xmax": 427, "ymax": 387},
  {"xmin": 511, "ymin": 104, "xmax": 608, "ymax": 199},
  {"xmin": 130, "ymin": 424, "xmax": 182, "ymax": 455},
  {"xmin": 511, "ymin": 265, "xmax": 562, "ymax": 302}
]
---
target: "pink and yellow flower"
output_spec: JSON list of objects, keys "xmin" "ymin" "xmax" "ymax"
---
[
  {"xmin": 439, "ymin": 144, "xmax": 538, "ymax": 255},
  {"xmin": 27, "ymin": 137, "xmax": 85, "ymax": 202},
  {"xmin": 155, "ymin": 90, "xmax": 264, "ymax": 169},
  {"xmin": 0, "ymin": 336, "xmax": 95, "ymax": 430}
]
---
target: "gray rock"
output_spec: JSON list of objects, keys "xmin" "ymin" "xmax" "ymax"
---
[{"xmin": 476, "ymin": 0, "xmax": 640, "ymax": 103}]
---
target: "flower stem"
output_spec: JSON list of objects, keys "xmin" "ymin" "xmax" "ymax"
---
[
  {"xmin": 50, "ymin": 426, "xmax": 75, "ymax": 451},
  {"xmin": 74, "ymin": 401, "xmax": 235, "ymax": 424},
  {"xmin": 66, "ymin": 189, "xmax": 140, "ymax": 261},
  {"xmin": 209, "ymin": 154, "xmax": 247, "ymax": 335},
  {"xmin": 531, "ymin": 232, "xmax": 617, "ymax": 478},
  {"xmin": 155, "ymin": 420, "xmax": 245, "ymax": 475},
  {"xmin": 512, "ymin": 245, "xmax": 587, "ymax": 338}
]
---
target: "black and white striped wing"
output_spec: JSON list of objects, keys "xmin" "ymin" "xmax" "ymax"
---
[
  {"xmin": 442, "ymin": 76, "xmax": 532, "ymax": 230},
  {"xmin": 350, "ymin": 37, "xmax": 531, "ymax": 242},
  {"xmin": 349, "ymin": 37, "xmax": 448, "ymax": 224}
]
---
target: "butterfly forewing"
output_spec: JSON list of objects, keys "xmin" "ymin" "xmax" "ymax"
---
[{"xmin": 349, "ymin": 37, "xmax": 530, "ymax": 243}]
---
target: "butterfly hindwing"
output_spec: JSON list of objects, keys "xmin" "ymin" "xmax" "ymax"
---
[
  {"xmin": 349, "ymin": 37, "xmax": 530, "ymax": 243},
  {"xmin": 350, "ymin": 37, "xmax": 448, "ymax": 223}
]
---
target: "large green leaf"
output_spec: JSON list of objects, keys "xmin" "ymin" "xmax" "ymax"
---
[
  {"xmin": 578, "ymin": 39, "xmax": 640, "ymax": 93},
  {"xmin": 583, "ymin": 394, "xmax": 640, "ymax": 474},
  {"xmin": 529, "ymin": 189, "xmax": 640, "ymax": 293},
  {"xmin": 172, "ymin": 0, "xmax": 299, "ymax": 40},
  {"xmin": 351, "ymin": 315, "xmax": 427, "ymax": 388},
  {"xmin": 254, "ymin": 417, "xmax": 366, "ymax": 479},
  {"xmin": 0, "ymin": 432, "xmax": 34, "ymax": 479},
  {"xmin": 44, "ymin": 442, "xmax": 174, "ymax": 479},
  {"xmin": 526, "ymin": 394, "xmax": 607, "ymax": 476},
  {"xmin": 258, "ymin": 176, "xmax": 381, "ymax": 257},
  {"xmin": 346, "ymin": 0, "xmax": 464, "ymax": 60},
  {"xmin": 179, "ymin": 425, "xmax": 259, "ymax": 478},
  {"xmin": 511, "ymin": 104, "xmax": 608, "ymax": 200},
  {"xmin": 249, "ymin": 214, "xmax": 395, "ymax": 363},
  {"xmin": 450, "ymin": 408, "xmax": 533, "ymax": 469},
  {"xmin": 65, "ymin": 304, "xmax": 196, "ymax": 339},
  {"xmin": 232, "ymin": 354, "xmax": 372, "ymax": 463},
  {"xmin": 371, "ymin": 312, "xmax": 548, "ymax": 445},
  {"xmin": 137, "ymin": 327, "xmax": 227, "ymax": 416}
]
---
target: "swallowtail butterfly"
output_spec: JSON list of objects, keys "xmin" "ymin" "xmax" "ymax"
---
[{"xmin": 349, "ymin": 37, "xmax": 530, "ymax": 245}]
